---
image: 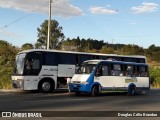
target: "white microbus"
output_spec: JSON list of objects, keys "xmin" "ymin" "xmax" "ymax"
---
[
  {"xmin": 12, "ymin": 49, "xmax": 147, "ymax": 93},
  {"xmin": 69, "ymin": 60, "xmax": 150, "ymax": 96}
]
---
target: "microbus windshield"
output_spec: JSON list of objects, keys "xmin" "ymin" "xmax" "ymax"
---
[{"xmin": 76, "ymin": 61, "xmax": 99, "ymax": 74}]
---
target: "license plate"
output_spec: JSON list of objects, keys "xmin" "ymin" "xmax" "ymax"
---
[{"xmin": 73, "ymin": 85, "xmax": 77, "ymax": 87}]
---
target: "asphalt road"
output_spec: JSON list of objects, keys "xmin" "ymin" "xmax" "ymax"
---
[{"xmin": 0, "ymin": 89, "xmax": 160, "ymax": 120}]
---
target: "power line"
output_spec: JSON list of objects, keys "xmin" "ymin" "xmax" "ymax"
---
[{"xmin": 0, "ymin": 1, "xmax": 48, "ymax": 32}]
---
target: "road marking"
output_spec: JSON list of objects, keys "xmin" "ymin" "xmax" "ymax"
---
[
  {"xmin": 19, "ymin": 98, "xmax": 88, "ymax": 103},
  {"xmin": 0, "ymin": 93, "xmax": 12, "ymax": 96},
  {"xmin": 0, "ymin": 93, "xmax": 6, "ymax": 96}
]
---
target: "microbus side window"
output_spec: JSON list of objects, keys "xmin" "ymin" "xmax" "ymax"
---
[
  {"xmin": 95, "ymin": 65, "xmax": 103, "ymax": 76},
  {"xmin": 110, "ymin": 64, "xmax": 122, "ymax": 76},
  {"xmin": 133, "ymin": 66, "xmax": 139, "ymax": 77},
  {"xmin": 102, "ymin": 66, "xmax": 109, "ymax": 76},
  {"xmin": 124, "ymin": 64, "xmax": 148, "ymax": 77},
  {"xmin": 109, "ymin": 64, "xmax": 140, "ymax": 77},
  {"xmin": 126, "ymin": 65, "xmax": 133, "ymax": 76},
  {"xmin": 139, "ymin": 66, "xmax": 148, "ymax": 77}
]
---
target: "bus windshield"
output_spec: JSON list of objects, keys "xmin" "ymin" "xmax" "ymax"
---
[
  {"xmin": 76, "ymin": 64, "xmax": 97, "ymax": 74},
  {"xmin": 15, "ymin": 53, "xmax": 26, "ymax": 75}
]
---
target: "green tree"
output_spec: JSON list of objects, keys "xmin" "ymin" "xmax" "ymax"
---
[
  {"xmin": 21, "ymin": 43, "xmax": 34, "ymax": 50},
  {"xmin": 150, "ymin": 67, "xmax": 160, "ymax": 88},
  {"xmin": 99, "ymin": 45, "xmax": 115, "ymax": 54},
  {"xmin": 35, "ymin": 19, "xmax": 65, "ymax": 49},
  {"xmin": 119, "ymin": 44, "xmax": 145, "ymax": 55},
  {"xmin": 60, "ymin": 39, "xmax": 77, "ymax": 51},
  {"xmin": 0, "ymin": 40, "xmax": 18, "ymax": 89},
  {"xmin": 146, "ymin": 44, "xmax": 160, "ymax": 61}
]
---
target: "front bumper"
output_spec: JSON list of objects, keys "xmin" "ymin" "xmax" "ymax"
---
[
  {"xmin": 69, "ymin": 83, "xmax": 91, "ymax": 93},
  {"xmin": 12, "ymin": 80, "xmax": 20, "ymax": 88},
  {"xmin": 12, "ymin": 79, "xmax": 24, "ymax": 89}
]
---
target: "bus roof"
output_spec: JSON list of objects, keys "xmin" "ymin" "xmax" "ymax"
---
[
  {"xmin": 18, "ymin": 49, "xmax": 146, "ymax": 59},
  {"xmin": 84, "ymin": 59, "xmax": 148, "ymax": 66}
]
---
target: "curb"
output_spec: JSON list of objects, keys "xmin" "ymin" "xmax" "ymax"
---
[
  {"xmin": 151, "ymin": 88, "xmax": 160, "ymax": 90},
  {"xmin": 0, "ymin": 89, "xmax": 22, "ymax": 93},
  {"xmin": 0, "ymin": 88, "xmax": 160, "ymax": 93}
]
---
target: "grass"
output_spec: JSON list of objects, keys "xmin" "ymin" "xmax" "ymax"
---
[{"xmin": 0, "ymin": 78, "xmax": 12, "ymax": 89}]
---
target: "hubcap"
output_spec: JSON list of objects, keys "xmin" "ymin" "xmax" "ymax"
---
[{"xmin": 42, "ymin": 82, "xmax": 51, "ymax": 91}]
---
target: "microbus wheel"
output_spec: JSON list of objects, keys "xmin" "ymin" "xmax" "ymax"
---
[
  {"xmin": 91, "ymin": 85, "xmax": 99, "ymax": 97},
  {"xmin": 127, "ymin": 86, "xmax": 136, "ymax": 96},
  {"xmin": 39, "ymin": 80, "xmax": 54, "ymax": 93}
]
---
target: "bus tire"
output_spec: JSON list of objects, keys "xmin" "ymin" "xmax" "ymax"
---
[
  {"xmin": 39, "ymin": 79, "xmax": 54, "ymax": 93},
  {"xmin": 91, "ymin": 85, "xmax": 99, "ymax": 97},
  {"xmin": 127, "ymin": 86, "xmax": 136, "ymax": 96}
]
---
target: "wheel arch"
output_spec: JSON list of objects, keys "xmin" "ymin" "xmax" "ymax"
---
[
  {"xmin": 128, "ymin": 83, "xmax": 136, "ymax": 90},
  {"xmin": 90, "ymin": 82, "xmax": 101, "ymax": 92},
  {"xmin": 127, "ymin": 83, "xmax": 136, "ymax": 95},
  {"xmin": 38, "ymin": 77, "xmax": 55, "ymax": 90}
]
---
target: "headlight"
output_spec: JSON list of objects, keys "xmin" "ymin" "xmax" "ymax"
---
[
  {"xmin": 70, "ymin": 81, "xmax": 74, "ymax": 83},
  {"xmin": 81, "ymin": 81, "xmax": 89, "ymax": 84}
]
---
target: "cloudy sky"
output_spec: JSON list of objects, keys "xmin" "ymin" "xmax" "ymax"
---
[{"xmin": 0, "ymin": 0, "xmax": 160, "ymax": 48}]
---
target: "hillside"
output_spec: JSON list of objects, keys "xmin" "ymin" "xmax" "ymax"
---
[{"xmin": 0, "ymin": 39, "xmax": 160, "ymax": 89}]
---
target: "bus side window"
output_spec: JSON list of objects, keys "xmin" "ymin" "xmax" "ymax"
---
[
  {"xmin": 76, "ymin": 55, "xmax": 81, "ymax": 65},
  {"xmin": 25, "ymin": 59, "xmax": 32, "ymax": 70},
  {"xmin": 43, "ymin": 52, "xmax": 57, "ymax": 65},
  {"xmin": 32, "ymin": 59, "xmax": 40, "ymax": 69}
]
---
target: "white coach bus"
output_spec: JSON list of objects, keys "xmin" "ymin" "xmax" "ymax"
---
[
  {"xmin": 69, "ymin": 60, "xmax": 150, "ymax": 96},
  {"xmin": 12, "ymin": 49, "xmax": 146, "ymax": 93}
]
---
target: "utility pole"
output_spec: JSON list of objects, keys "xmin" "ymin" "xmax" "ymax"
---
[{"xmin": 47, "ymin": 0, "xmax": 52, "ymax": 50}]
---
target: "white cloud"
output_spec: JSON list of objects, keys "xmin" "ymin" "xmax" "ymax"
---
[
  {"xmin": 89, "ymin": 6, "xmax": 117, "ymax": 14},
  {"xmin": 131, "ymin": 2, "xmax": 159, "ymax": 14},
  {"xmin": 0, "ymin": 0, "xmax": 83, "ymax": 17},
  {"xmin": 0, "ymin": 29, "xmax": 22, "ymax": 38}
]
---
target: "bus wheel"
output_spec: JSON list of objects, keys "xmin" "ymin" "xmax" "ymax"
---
[
  {"xmin": 127, "ymin": 86, "xmax": 136, "ymax": 95},
  {"xmin": 91, "ymin": 85, "xmax": 99, "ymax": 97},
  {"xmin": 39, "ymin": 80, "xmax": 54, "ymax": 93}
]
